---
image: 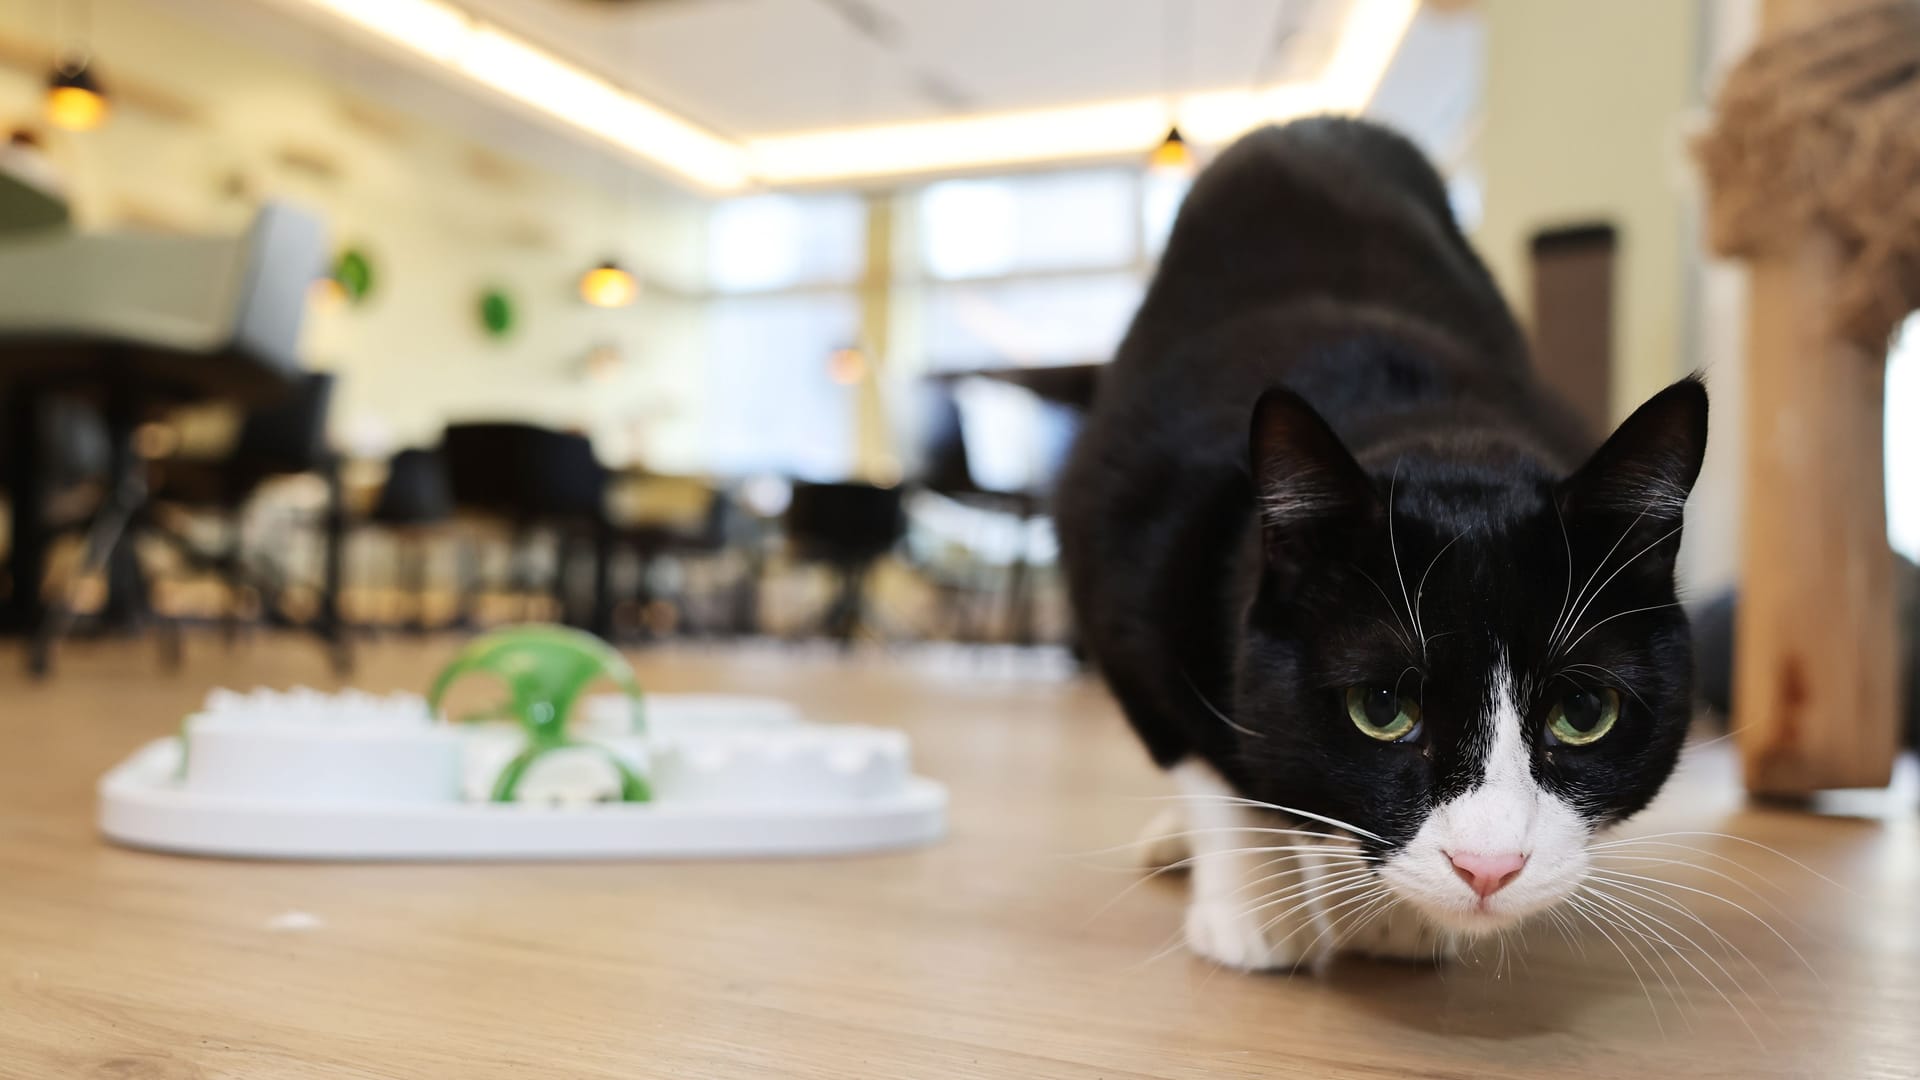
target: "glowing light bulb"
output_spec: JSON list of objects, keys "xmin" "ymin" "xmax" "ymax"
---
[
  {"xmin": 580, "ymin": 261, "xmax": 638, "ymax": 308},
  {"xmin": 828, "ymin": 347, "xmax": 866, "ymax": 386},
  {"xmin": 46, "ymin": 63, "xmax": 109, "ymax": 132},
  {"xmin": 1148, "ymin": 127, "xmax": 1195, "ymax": 178}
]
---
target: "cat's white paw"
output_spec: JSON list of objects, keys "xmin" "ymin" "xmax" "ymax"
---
[
  {"xmin": 1136, "ymin": 807, "xmax": 1189, "ymax": 869},
  {"xmin": 1184, "ymin": 899, "xmax": 1300, "ymax": 972}
]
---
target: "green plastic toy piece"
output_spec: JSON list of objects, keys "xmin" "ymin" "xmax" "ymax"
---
[{"xmin": 427, "ymin": 624, "xmax": 649, "ymax": 803}]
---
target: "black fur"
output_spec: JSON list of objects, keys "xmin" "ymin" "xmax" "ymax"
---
[{"xmin": 1057, "ymin": 118, "xmax": 1708, "ymax": 853}]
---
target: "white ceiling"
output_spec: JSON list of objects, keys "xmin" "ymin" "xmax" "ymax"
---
[
  {"xmin": 450, "ymin": 0, "xmax": 1351, "ymax": 138},
  {"xmin": 156, "ymin": 0, "xmax": 695, "ymax": 199},
  {"xmin": 155, "ymin": 0, "xmax": 1474, "ymax": 194}
]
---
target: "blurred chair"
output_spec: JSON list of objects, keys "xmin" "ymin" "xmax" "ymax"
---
[
  {"xmin": 0, "ymin": 392, "xmax": 107, "ymax": 617},
  {"xmin": 607, "ymin": 475, "xmax": 755, "ymax": 639},
  {"xmin": 783, "ymin": 480, "xmax": 905, "ymax": 648},
  {"xmin": 440, "ymin": 422, "xmax": 611, "ymax": 634},
  {"xmin": 152, "ymin": 372, "xmax": 348, "ymax": 667},
  {"xmin": 365, "ymin": 447, "xmax": 455, "ymax": 632},
  {"xmin": 910, "ymin": 381, "xmax": 1003, "ymax": 642},
  {"xmin": 0, "ymin": 392, "xmax": 109, "ymax": 491},
  {"xmin": 0, "ymin": 203, "xmax": 326, "ymax": 674},
  {"xmin": 912, "ymin": 376, "xmax": 1080, "ymax": 645}
]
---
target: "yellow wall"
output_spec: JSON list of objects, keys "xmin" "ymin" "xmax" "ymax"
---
[
  {"xmin": 0, "ymin": 0, "xmax": 711, "ymax": 469},
  {"xmin": 1475, "ymin": 0, "xmax": 1700, "ymax": 422}
]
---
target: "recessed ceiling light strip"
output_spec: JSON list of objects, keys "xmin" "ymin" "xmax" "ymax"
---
[
  {"xmin": 297, "ymin": 0, "xmax": 751, "ymax": 191},
  {"xmin": 743, "ymin": 0, "xmax": 1419, "ymax": 185},
  {"xmin": 290, "ymin": 0, "xmax": 1417, "ymax": 192}
]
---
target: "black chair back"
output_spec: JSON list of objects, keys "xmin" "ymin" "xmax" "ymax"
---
[
  {"xmin": 0, "ymin": 393, "xmax": 108, "ymax": 488},
  {"xmin": 916, "ymin": 381, "xmax": 977, "ymax": 496},
  {"xmin": 233, "ymin": 372, "xmax": 334, "ymax": 474},
  {"xmin": 440, "ymin": 422, "xmax": 605, "ymax": 522},
  {"xmin": 785, "ymin": 481, "xmax": 905, "ymax": 566},
  {"xmin": 372, "ymin": 448, "xmax": 453, "ymax": 526}
]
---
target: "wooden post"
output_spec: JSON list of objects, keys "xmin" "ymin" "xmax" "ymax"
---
[
  {"xmin": 852, "ymin": 195, "xmax": 898, "ymax": 485},
  {"xmin": 1735, "ymin": 232, "xmax": 1900, "ymax": 795},
  {"xmin": 1732, "ymin": 0, "xmax": 1902, "ymax": 796}
]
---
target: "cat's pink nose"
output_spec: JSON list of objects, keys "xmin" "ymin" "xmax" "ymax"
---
[{"xmin": 1449, "ymin": 851, "xmax": 1527, "ymax": 898}]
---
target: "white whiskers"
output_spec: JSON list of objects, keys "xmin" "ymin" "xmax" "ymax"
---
[
  {"xmin": 1353, "ymin": 567, "xmax": 1419, "ymax": 657},
  {"xmin": 1091, "ymin": 795, "xmax": 1830, "ymax": 1042},
  {"xmin": 1181, "ymin": 668, "xmax": 1263, "ymax": 739},
  {"xmin": 1552, "ymin": 520, "xmax": 1685, "ymax": 661},
  {"xmin": 1136, "ymin": 793, "xmax": 1389, "ymax": 843},
  {"xmin": 1543, "ymin": 828, "xmax": 1844, "ymax": 1041},
  {"xmin": 1384, "ymin": 459, "xmax": 1439, "ymax": 665},
  {"xmin": 1096, "ymin": 792, "xmax": 1391, "ymax": 973},
  {"xmin": 1411, "ymin": 526, "xmax": 1467, "ymax": 654},
  {"xmin": 1548, "ymin": 506, "xmax": 1650, "ymax": 655}
]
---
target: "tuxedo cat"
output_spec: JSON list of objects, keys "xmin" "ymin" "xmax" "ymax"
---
[{"xmin": 1057, "ymin": 118, "xmax": 1707, "ymax": 970}]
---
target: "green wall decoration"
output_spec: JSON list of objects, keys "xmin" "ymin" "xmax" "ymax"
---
[
  {"xmin": 479, "ymin": 288, "xmax": 515, "ymax": 339},
  {"xmin": 333, "ymin": 248, "xmax": 374, "ymax": 304}
]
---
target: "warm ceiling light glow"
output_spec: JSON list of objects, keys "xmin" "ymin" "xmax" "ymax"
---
[
  {"xmin": 747, "ymin": 0, "xmax": 1419, "ymax": 185},
  {"xmin": 45, "ymin": 64, "xmax": 109, "ymax": 132},
  {"xmin": 459, "ymin": 29, "xmax": 747, "ymax": 191},
  {"xmin": 293, "ymin": 0, "xmax": 749, "ymax": 192},
  {"xmin": 310, "ymin": 275, "xmax": 348, "ymax": 311},
  {"xmin": 1175, "ymin": 83, "xmax": 1320, "ymax": 145},
  {"xmin": 750, "ymin": 98, "xmax": 1168, "ymax": 185},
  {"xmin": 1147, "ymin": 127, "xmax": 1196, "ymax": 178},
  {"xmin": 827, "ymin": 347, "xmax": 866, "ymax": 386},
  {"xmin": 292, "ymin": 0, "xmax": 1417, "ymax": 190},
  {"xmin": 1315, "ymin": 0, "xmax": 1423, "ymax": 112},
  {"xmin": 303, "ymin": 0, "xmax": 470, "ymax": 61},
  {"xmin": 580, "ymin": 261, "xmax": 638, "ymax": 308}
]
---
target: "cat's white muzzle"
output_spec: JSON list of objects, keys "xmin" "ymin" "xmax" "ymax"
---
[
  {"xmin": 1378, "ymin": 843, "xmax": 1590, "ymax": 934},
  {"xmin": 1374, "ymin": 766, "xmax": 1593, "ymax": 933},
  {"xmin": 1378, "ymin": 657, "xmax": 1595, "ymax": 934}
]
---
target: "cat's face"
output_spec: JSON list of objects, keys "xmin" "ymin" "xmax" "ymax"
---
[{"xmin": 1233, "ymin": 379, "xmax": 1707, "ymax": 935}]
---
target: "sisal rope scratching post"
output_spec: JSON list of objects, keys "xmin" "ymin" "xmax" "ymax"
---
[{"xmin": 1695, "ymin": 0, "xmax": 1920, "ymax": 796}]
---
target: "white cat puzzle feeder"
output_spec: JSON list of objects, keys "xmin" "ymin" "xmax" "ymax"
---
[{"xmin": 97, "ymin": 626, "xmax": 946, "ymax": 860}]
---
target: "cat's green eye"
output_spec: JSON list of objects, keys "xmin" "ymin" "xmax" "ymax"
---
[
  {"xmin": 1345, "ymin": 685, "xmax": 1421, "ymax": 742},
  {"xmin": 1547, "ymin": 687, "xmax": 1622, "ymax": 746}
]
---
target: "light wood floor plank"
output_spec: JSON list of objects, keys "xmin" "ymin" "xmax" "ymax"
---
[{"xmin": 0, "ymin": 638, "xmax": 1913, "ymax": 1078}]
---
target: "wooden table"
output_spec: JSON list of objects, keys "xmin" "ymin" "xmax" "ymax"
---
[{"xmin": 0, "ymin": 638, "xmax": 1914, "ymax": 1078}]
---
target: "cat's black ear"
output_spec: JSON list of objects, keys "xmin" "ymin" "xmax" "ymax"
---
[
  {"xmin": 1249, "ymin": 388, "xmax": 1376, "ymax": 558},
  {"xmin": 1559, "ymin": 376, "xmax": 1709, "ymax": 525}
]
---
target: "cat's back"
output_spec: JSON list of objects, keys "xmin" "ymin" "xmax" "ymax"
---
[
  {"xmin": 1067, "ymin": 119, "xmax": 1532, "ymax": 510},
  {"xmin": 1119, "ymin": 117, "xmax": 1524, "ymax": 382}
]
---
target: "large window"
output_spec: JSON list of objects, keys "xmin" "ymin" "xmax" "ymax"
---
[
  {"xmin": 889, "ymin": 167, "xmax": 1187, "ymax": 498},
  {"xmin": 919, "ymin": 171, "xmax": 1139, "ymax": 280},
  {"xmin": 704, "ymin": 294, "xmax": 860, "ymax": 480},
  {"xmin": 694, "ymin": 170, "xmax": 1194, "ymax": 480},
  {"xmin": 907, "ymin": 168, "xmax": 1186, "ymax": 374},
  {"xmin": 1141, "ymin": 170, "xmax": 1190, "ymax": 258},
  {"xmin": 702, "ymin": 193, "xmax": 866, "ymax": 480},
  {"xmin": 707, "ymin": 193, "xmax": 866, "ymax": 293},
  {"xmin": 919, "ymin": 272, "xmax": 1143, "ymax": 372}
]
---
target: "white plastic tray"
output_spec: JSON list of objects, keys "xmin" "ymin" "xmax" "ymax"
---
[
  {"xmin": 100, "ymin": 739, "xmax": 947, "ymax": 861},
  {"xmin": 97, "ymin": 689, "xmax": 946, "ymax": 861}
]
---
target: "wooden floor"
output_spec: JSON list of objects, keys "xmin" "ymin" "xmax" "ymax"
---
[{"xmin": 1, "ymin": 636, "xmax": 1915, "ymax": 1079}]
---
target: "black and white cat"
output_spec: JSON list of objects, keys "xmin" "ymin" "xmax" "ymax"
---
[{"xmin": 1057, "ymin": 118, "xmax": 1707, "ymax": 970}]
